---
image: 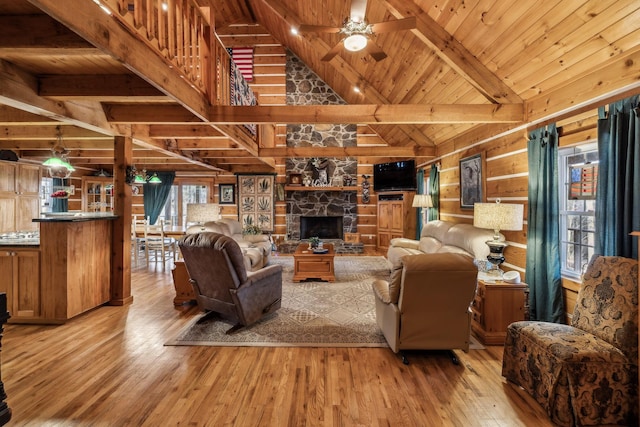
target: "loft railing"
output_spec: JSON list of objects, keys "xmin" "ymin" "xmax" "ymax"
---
[{"xmin": 98, "ymin": 0, "xmax": 233, "ymax": 105}]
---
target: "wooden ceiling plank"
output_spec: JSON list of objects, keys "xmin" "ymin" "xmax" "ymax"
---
[
  {"xmin": 0, "ymin": 15, "xmax": 94, "ymax": 51},
  {"xmin": 382, "ymin": 0, "xmax": 521, "ymax": 104},
  {"xmin": 253, "ymin": 0, "xmax": 436, "ymax": 146},
  {"xmin": 39, "ymin": 75, "xmax": 169, "ymax": 100}
]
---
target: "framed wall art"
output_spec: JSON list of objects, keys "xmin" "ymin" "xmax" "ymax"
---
[
  {"xmin": 236, "ymin": 174, "xmax": 275, "ymax": 232},
  {"xmin": 219, "ymin": 184, "xmax": 235, "ymax": 205},
  {"xmin": 459, "ymin": 153, "xmax": 484, "ymax": 209}
]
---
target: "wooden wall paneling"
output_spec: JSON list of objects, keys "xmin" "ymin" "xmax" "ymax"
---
[{"xmin": 485, "ymin": 176, "xmax": 528, "ymax": 199}]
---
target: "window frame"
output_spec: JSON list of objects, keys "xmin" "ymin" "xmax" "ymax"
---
[{"xmin": 558, "ymin": 143, "xmax": 598, "ymax": 280}]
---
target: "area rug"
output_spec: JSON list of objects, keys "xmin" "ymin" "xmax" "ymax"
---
[{"xmin": 166, "ymin": 256, "xmax": 485, "ymax": 349}]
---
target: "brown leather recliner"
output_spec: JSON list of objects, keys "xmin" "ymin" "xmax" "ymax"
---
[
  {"xmin": 178, "ymin": 232, "xmax": 283, "ymax": 333},
  {"xmin": 372, "ymin": 253, "xmax": 478, "ymax": 364}
]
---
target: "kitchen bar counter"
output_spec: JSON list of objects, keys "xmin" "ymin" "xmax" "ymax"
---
[
  {"xmin": 37, "ymin": 216, "xmax": 114, "ymax": 323},
  {"xmin": 34, "ymin": 212, "xmax": 117, "ymax": 222}
]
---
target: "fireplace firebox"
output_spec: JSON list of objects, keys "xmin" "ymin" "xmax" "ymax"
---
[{"xmin": 300, "ymin": 216, "xmax": 343, "ymax": 240}]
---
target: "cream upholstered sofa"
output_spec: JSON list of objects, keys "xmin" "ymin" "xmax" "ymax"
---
[
  {"xmin": 386, "ymin": 220, "xmax": 500, "ymax": 270},
  {"xmin": 186, "ymin": 218, "xmax": 272, "ymax": 271}
]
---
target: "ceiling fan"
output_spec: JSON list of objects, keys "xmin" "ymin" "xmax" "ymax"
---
[{"xmin": 296, "ymin": 0, "xmax": 416, "ymax": 62}]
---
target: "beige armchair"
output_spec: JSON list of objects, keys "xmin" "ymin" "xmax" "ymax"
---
[
  {"xmin": 502, "ymin": 255, "xmax": 638, "ymax": 426},
  {"xmin": 372, "ymin": 253, "xmax": 478, "ymax": 364},
  {"xmin": 178, "ymin": 232, "xmax": 283, "ymax": 333}
]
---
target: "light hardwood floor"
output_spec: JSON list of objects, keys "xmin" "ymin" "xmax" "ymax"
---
[{"xmin": 2, "ymin": 255, "xmax": 553, "ymax": 426}]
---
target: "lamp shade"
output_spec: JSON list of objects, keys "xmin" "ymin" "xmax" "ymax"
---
[
  {"xmin": 473, "ymin": 201, "xmax": 524, "ymax": 236},
  {"xmin": 186, "ymin": 203, "xmax": 221, "ymax": 224},
  {"xmin": 412, "ymin": 194, "xmax": 433, "ymax": 208},
  {"xmin": 343, "ymin": 34, "xmax": 368, "ymax": 52}
]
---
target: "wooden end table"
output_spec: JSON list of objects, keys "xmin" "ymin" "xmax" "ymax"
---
[
  {"xmin": 471, "ymin": 279, "xmax": 528, "ymax": 345},
  {"xmin": 293, "ymin": 243, "xmax": 336, "ymax": 282}
]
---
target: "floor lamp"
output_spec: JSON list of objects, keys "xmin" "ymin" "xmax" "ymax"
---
[
  {"xmin": 473, "ymin": 199, "xmax": 523, "ymax": 277},
  {"xmin": 412, "ymin": 194, "xmax": 433, "ymax": 225}
]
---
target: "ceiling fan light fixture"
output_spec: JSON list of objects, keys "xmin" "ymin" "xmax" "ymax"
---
[{"xmin": 344, "ymin": 34, "xmax": 368, "ymax": 52}]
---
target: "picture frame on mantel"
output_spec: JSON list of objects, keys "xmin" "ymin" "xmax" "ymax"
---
[
  {"xmin": 219, "ymin": 184, "xmax": 235, "ymax": 205},
  {"xmin": 459, "ymin": 153, "xmax": 484, "ymax": 209}
]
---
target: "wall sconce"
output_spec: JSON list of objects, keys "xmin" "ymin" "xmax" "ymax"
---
[{"xmin": 126, "ymin": 165, "xmax": 161, "ymax": 185}]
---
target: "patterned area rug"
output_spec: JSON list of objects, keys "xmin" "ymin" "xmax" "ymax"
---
[
  {"xmin": 166, "ymin": 256, "xmax": 485, "ymax": 349},
  {"xmin": 166, "ymin": 256, "xmax": 390, "ymax": 347}
]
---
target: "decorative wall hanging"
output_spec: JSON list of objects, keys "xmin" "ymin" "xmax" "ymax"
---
[
  {"xmin": 361, "ymin": 174, "xmax": 370, "ymax": 204},
  {"xmin": 459, "ymin": 153, "xmax": 484, "ymax": 209},
  {"xmin": 237, "ymin": 174, "xmax": 275, "ymax": 232}
]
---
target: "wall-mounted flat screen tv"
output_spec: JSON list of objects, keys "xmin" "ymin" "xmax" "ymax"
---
[{"xmin": 373, "ymin": 160, "xmax": 417, "ymax": 192}]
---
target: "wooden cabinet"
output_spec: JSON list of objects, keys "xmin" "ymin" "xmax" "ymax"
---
[
  {"xmin": 0, "ymin": 161, "xmax": 41, "ymax": 233},
  {"xmin": 82, "ymin": 176, "xmax": 113, "ymax": 212},
  {"xmin": 471, "ymin": 279, "xmax": 528, "ymax": 345},
  {"xmin": 0, "ymin": 248, "xmax": 41, "ymax": 322},
  {"xmin": 376, "ymin": 191, "xmax": 416, "ymax": 251}
]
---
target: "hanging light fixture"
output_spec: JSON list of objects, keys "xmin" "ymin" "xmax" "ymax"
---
[
  {"xmin": 43, "ymin": 126, "xmax": 75, "ymax": 179},
  {"xmin": 340, "ymin": 19, "xmax": 373, "ymax": 52},
  {"xmin": 126, "ymin": 165, "xmax": 162, "ymax": 185}
]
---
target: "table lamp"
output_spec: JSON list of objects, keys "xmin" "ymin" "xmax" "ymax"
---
[
  {"xmin": 186, "ymin": 203, "xmax": 221, "ymax": 229},
  {"xmin": 473, "ymin": 199, "xmax": 523, "ymax": 276},
  {"xmin": 412, "ymin": 194, "xmax": 433, "ymax": 224}
]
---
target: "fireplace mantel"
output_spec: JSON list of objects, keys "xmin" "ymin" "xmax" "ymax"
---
[{"xmin": 285, "ymin": 186, "xmax": 358, "ymax": 192}]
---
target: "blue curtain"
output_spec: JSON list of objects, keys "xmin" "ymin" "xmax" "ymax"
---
[
  {"xmin": 416, "ymin": 169, "xmax": 425, "ymax": 238},
  {"xmin": 52, "ymin": 178, "xmax": 68, "ymax": 212},
  {"xmin": 143, "ymin": 171, "xmax": 175, "ymax": 225},
  {"xmin": 595, "ymin": 95, "xmax": 640, "ymax": 259},
  {"xmin": 526, "ymin": 124, "xmax": 564, "ymax": 323},
  {"xmin": 427, "ymin": 165, "xmax": 439, "ymax": 221}
]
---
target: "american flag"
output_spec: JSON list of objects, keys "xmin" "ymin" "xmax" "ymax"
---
[{"xmin": 231, "ymin": 47, "xmax": 254, "ymax": 82}]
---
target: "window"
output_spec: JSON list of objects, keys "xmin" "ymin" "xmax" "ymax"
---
[
  {"xmin": 558, "ymin": 144, "xmax": 598, "ymax": 279},
  {"xmin": 157, "ymin": 180, "xmax": 210, "ymax": 226}
]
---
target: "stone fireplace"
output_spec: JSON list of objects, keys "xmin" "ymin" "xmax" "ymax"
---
[{"xmin": 279, "ymin": 52, "xmax": 363, "ymax": 254}]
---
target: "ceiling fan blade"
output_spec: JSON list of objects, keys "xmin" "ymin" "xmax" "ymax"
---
[
  {"xmin": 298, "ymin": 24, "xmax": 341, "ymax": 33},
  {"xmin": 350, "ymin": 0, "xmax": 368, "ymax": 22},
  {"xmin": 371, "ymin": 16, "xmax": 417, "ymax": 33},
  {"xmin": 321, "ymin": 40, "xmax": 345, "ymax": 61},
  {"xmin": 364, "ymin": 41, "xmax": 387, "ymax": 62}
]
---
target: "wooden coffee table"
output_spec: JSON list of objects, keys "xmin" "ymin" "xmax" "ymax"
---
[{"xmin": 292, "ymin": 243, "xmax": 336, "ymax": 282}]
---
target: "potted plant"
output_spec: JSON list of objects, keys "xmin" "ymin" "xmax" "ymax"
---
[
  {"xmin": 308, "ymin": 236, "xmax": 321, "ymax": 249},
  {"xmin": 243, "ymin": 224, "xmax": 262, "ymax": 236}
]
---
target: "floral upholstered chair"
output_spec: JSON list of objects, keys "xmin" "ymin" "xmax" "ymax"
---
[{"xmin": 502, "ymin": 255, "xmax": 638, "ymax": 426}]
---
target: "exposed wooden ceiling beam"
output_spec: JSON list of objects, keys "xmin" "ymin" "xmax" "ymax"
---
[
  {"xmin": 105, "ymin": 103, "xmax": 523, "ymax": 124},
  {"xmin": 0, "ymin": 58, "xmax": 115, "ymax": 134},
  {"xmin": 260, "ymin": 146, "xmax": 435, "ymax": 158},
  {"xmin": 211, "ymin": 104, "xmax": 524, "ymax": 124},
  {"xmin": 28, "ymin": 0, "xmax": 210, "ymax": 121},
  {"xmin": 383, "ymin": 0, "xmax": 522, "ymax": 104},
  {"xmin": 145, "ymin": 124, "xmax": 227, "ymax": 139}
]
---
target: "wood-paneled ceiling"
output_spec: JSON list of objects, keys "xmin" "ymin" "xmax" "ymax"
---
[{"xmin": 0, "ymin": 0, "xmax": 639, "ymax": 174}]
